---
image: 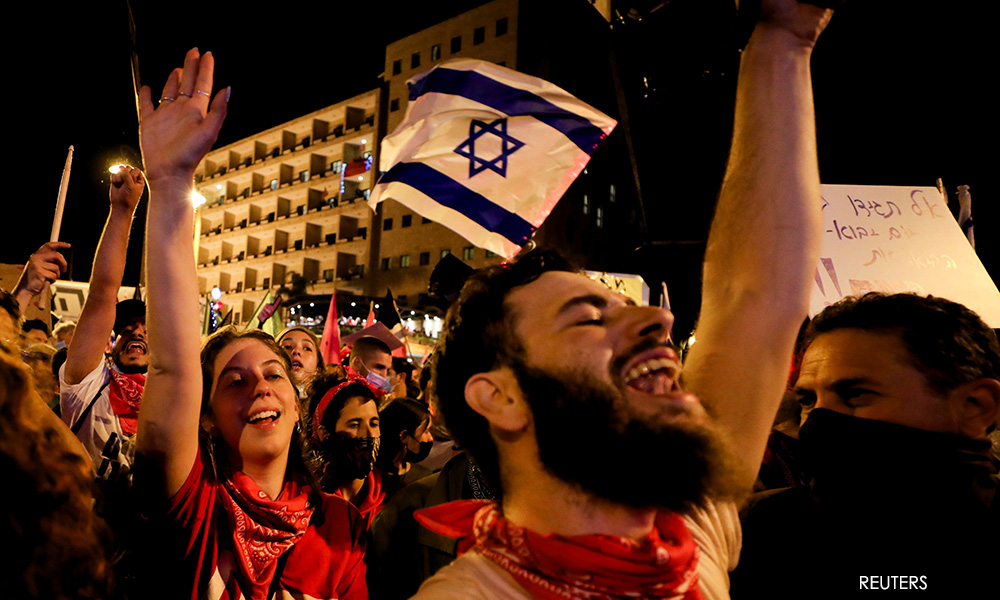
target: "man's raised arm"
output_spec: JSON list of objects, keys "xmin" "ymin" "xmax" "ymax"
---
[
  {"xmin": 683, "ymin": 0, "xmax": 833, "ymax": 488},
  {"xmin": 63, "ymin": 167, "xmax": 144, "ymax": 384}
]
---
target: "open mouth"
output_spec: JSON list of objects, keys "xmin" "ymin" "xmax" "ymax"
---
[
  {"xmin": 247, "ymin": 409, "xmax": 281, "ymax": 425},
  {"xmin": 290, "ymin": 360, "xmax": 303, "ymax": 370},
  {"xmin": 621, "ymin": 351, "xmax": 682, "ymax": 395},
  {"xmin": 125, "ymin": 342, "xmax": 147, "ymax": 355}
]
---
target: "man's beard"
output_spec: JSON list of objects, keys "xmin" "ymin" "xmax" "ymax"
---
[
  {"xmin": 111, "ymin": 342, "xmax": 148, "ymax": 375},
  {"xmin": 509, "ymin": 356, "xmax": 738, "ymax": 513}
]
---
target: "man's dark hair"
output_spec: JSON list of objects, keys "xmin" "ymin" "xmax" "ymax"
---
[
  {"xmin": 22, "ymin": 319, "xmax": 50, "ymax": 337},
  {"xmin": 431, "ymin": 250, "xmax": 574, "ymax": 492},
  {"xmin": 805, "ymin": 293, "xmax": 1000, "ymax": 394},
  {"xmin": 349, "ymin": 336, "xmax": 391, "ymax": 361},
  {"xmin": 0, "ymin": 289, "xmax": 19, "ymax": 326},
  {"xmin": 392, "ymin": 357, "xmax": 415, "ymax": 381}
]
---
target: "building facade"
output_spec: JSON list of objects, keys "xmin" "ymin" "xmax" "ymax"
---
[{"xmin": 193, "ymin": 90, "xmax": 379, "ymax": 326}]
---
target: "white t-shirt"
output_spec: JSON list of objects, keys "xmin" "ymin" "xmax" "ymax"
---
[
  {"xmin": 59, "ymin": 360, "xmax": 136, "ymax": 482},
  {"xmin": 411, "ymin": 499, "xmax": 741, "ymax": 600}
]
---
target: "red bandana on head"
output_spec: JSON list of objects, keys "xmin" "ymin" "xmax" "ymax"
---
[
  {"xmin": 106, "ymin": 366, "xmax": 145, "ymax": 436},
  {"xmin": 221, "ymin": 471, "xmax": 315, "ymax": 595},
  {"xmin": 415, "ymin": 500, "xmax": 703, "ymax": 600}
]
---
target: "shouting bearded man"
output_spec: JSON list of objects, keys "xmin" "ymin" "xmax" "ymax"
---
[{"xmin": 413, "ymin": 1, "xmax": 835, "ymax": 599}]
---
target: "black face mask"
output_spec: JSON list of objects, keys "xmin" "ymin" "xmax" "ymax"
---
[
  {"xmin": 799, "ymin": 408, "xmax": 998, "ymax": 509},
  {"xmin": 405, "ymin": 440, "xmax": 433, "ymax": 464},
  {"xmin": 324, "ymin": 435, "xmax": 379, "ymax": 483}
]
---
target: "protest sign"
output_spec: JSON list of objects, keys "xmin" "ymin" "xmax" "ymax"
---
[{"xmin": 810, "ymin": 184, "xmax": 1000, "ymax": 326}]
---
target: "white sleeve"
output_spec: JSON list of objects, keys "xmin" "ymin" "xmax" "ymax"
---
[
  {"xmin": 683, "ymin": 499, "xmax": 742, "ymax": 600},
  {"xmin": 59, "ymin": 361, "xmax": 111, "ymax": 430}
]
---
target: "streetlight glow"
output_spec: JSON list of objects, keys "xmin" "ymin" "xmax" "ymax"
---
[{"xmin": 191, "ymin": 191, "xmax": 207, "ymax": 208}]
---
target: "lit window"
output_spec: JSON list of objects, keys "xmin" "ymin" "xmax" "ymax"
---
[
  {"xmin": 451, "ymin": 35, "xmax": 462, "ymax": 53},
  {"xmin": 583, "ymin": 194, "xmax": 589, "ymax": 215},
  {"xmin": 596, "ymin": 206, "xmax": 604, "ymax": 228},
  {"xmin": 441, "ymin": 249, "xmax": 451, "ymax": 259},
  {"xmin": 299, "ymin": 170, "xmax": 309, "ymax": 183},
  {"xmin": 270, "ymin": 179, "xmax": 278, "ymax": 191},
  {"xmin": 485, "ymin": 250, "xmax": 498, "ymax": 258},
  {"xmin": 431, "ymin": 44, "xmax": 441, "ymax": 61},
  {"xmin": 392, "ymin": 59, "xmax": 401, "ymax": 75},
  {"xmin": 609, "ymin": 183, "xmax": 616, "ymax": 203},
  {"xmin": 400, "ymin": 254, "xmax": 410, "ymax": 268},
  {"xmin": 473, "ymin": 27, "xmax": 485, "ymax": 45},
  {"xmin": 462, "ymin": 246, "xmax": 474, "ymax": 260},
  {"xmin": 496, "ymin": 17, "xmax": 508, "ymax": 37},
  {"xmin": 411, "ymin": 52, "xmax": 421, "ymax": 69},
  {"xmin": 331, "ymin": 161, "xmax": 341, "ymax": 174}
]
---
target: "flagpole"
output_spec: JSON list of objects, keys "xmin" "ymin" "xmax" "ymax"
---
[{"xmin": 50, "ymin": 146, "xmax": 74, "ymax": 243}]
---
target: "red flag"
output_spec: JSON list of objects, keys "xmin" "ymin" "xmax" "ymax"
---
[
  {"xmin": 365, "ymin": 300, "xmax": 375, "ymax": 326},
  {"xmin": 320, "ymin": 292, "xmax": 341, "ymax": 366}
]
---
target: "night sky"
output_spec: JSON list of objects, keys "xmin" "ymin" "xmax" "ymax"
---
[{"xmin": 6, "ymin": 1, "xmax": 997, "ymax": 301}]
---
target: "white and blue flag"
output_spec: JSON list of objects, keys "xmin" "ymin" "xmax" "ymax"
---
[{"xmin": 369, "ymin": 59, "xmax": 617, "ymax": 257}]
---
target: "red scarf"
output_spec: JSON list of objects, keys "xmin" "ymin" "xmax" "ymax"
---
[
  {"xmin": 334, "ymin": 468, "xmax": 387, "ymax": 530},
  {"xmin": 107, "ymin": 366, "xmax": 145, "ymax": 435},
  {"xmin": 221, "ymin": 471, "xmax": 315, "ymax": 598},
  {"xmin": 415, "ymin": 500, "xmax": 703, "ymax": 600}
]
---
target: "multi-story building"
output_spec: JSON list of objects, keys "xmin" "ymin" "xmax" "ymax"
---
[
  {"xmin": 193, "ymin": 90, "xmax": 379, "ymax": 326},
  {"xmin": 375, "ymin": 0, "xmax": 641, "ymax": 305}
]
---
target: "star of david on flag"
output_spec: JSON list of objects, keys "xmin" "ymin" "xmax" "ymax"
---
[{"xmin": 369, "ymin": 59, "xmax": 616, "ymax": 258}]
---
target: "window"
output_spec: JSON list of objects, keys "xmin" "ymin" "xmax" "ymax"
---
[
  {"xmin": 596, "ymin": 206, "xmax": 604, "ymax": 228},
  {"xmin": 402, "ymin": 214, "xmax": 412, "ymax": 227},
  {"xmin": 392, "ymin": 59, "xmax": 401, "ymax": 75},
  {"xmin": 270, "ymin": 179, "xmax": 278, "ymax": 191},
  {"xmin": 496, "ymin": 17, "xmax": 508, "ymax": 37},
  {"xmin": 473, "ymin": 27, "xmax": 485, "ymax": 45},
  {"xmin": 383, "ymin": 218, "xmax": 393, "ymax": 231},
  {"xmin": 419, "ymin": 252, "xmax": 430, "ymax": 266},
  {"xmin": 431, "ymin": 44, "xmax": 441, "ymax": 61},
  {"xmin": 400, "ymin": 254, "xmax": 411, "ymax": 268},
  {"xmin": 299, "ymin": 170, "xmax": 309, "ymax": 183},
  {"xmin": 422, "ymin": 216, "xmax": 432, "ymax": 224},
  {"xmin": 451, "ymin": 35, "xmax": 462, "ymax": 53},
  {"xmin": 440, "ymin": 249, "xmax": 451, "ymax": 259},
  {"xmin": 322, "ymin": 268, "xmax": 334, "ymax": 281},
  {"xmin": 411, "ymin": 52, "xmax": 421, "ymax": 69},
  {"xmin": 609, "ymin": 183, "xmax": 616, "ymax": 203},
  {"xmin": 331, "ymin": 160, "xmax": 341, "ymax": 174},
  {"xmin": 380, "ymin": 257, "xmax": 390, "ymax": 270},
  {"xmin": 390, "ymin": 98, "xmax": 400, "ymax": 112},
  {"xmin": 583, "ymin": 194, "xmax": 590, "ymax": 215},
  {"xmin": 462, "ymin": 246, "xmax": 474, "ymax": 260},
  {"xmin": 485, "ymin": 250, "xmax": 498, "ymax": 258}
]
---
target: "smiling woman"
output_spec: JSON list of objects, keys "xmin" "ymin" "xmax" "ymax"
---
[{"xmin": 134, "ymin": 49, "xmax": 367, "ymax": 599}]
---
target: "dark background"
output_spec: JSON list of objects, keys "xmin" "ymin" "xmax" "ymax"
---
[{"xmin": 5, "ymin": 1, "xmax": 996, "ymax": 321}]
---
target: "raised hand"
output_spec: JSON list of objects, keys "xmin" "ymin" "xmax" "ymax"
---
[
  {"xmin": 14, "ymin": 241, "xmax": 70, "ymax": 300},
  {"xmin": 755, "ymin": 0, "xmax": 834, "ymax": 47},
  {"xmin": 109, "ymin": 165, "xmax": 145, "ymax": 213},
  {"xmin": 138, "ymin": 48, "xmax": 228, "ymax": 186}
]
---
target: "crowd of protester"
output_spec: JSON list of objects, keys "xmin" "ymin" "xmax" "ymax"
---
[{"xmin": 2, "ymin": 1, "xmax": 999, "ymax": 599}]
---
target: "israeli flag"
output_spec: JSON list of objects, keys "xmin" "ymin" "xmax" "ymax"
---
[{"xmin": 369, "ymin": 59, "xmax": 617, "ymax": 258}]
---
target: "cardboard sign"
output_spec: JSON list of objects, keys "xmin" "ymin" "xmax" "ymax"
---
[{"xmin": 811, "ymin": 184, "xmax": 1000, "ymax": 326}]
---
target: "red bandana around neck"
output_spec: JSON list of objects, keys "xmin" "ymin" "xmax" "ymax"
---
[
  {"xmin": 106, "ymin": 365, "xmax": 145, "ymax": 436},
  {"xmin": 221, "ymin": 471, "xmax": 315, "ymax": 596},
  {"xmin": 415, "ymin": 500, "xmax": 703, "ymax": 600},
  {"xmin": 333, "ymin": 468, "xmax": 387, "ymax": 530}
]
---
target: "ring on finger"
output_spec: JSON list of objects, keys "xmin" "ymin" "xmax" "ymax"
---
[
  {"xmin": 160, "ymin": 96, "xmax": 176, "ymax": 103},
  {"xmin": 178, "ymin": 91, "xmax": 193, "ymax": 98},
  {"xmin": 195, "ymin": 89, "xmax": 211, "ymax": 97}
]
